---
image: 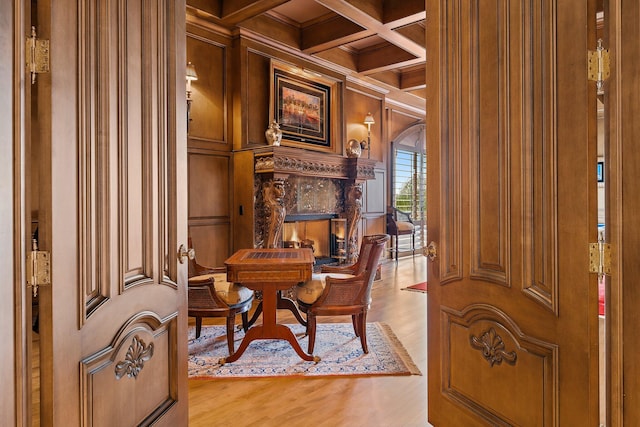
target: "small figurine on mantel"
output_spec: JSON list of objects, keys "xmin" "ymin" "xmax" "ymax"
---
[{"xmin": 265, "ymin": 120, "xmax": 283, "ymax": 146}]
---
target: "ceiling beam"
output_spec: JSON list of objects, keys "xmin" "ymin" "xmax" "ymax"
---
[
  {"xmin": 220, "ymin": 0, "xmax": 291, "ymax": 26},
  {"xmin": 383, "ymin": 0, "xmax": 425, "ymax": 26},
  {"xmin": 357, "ymin": 44, "xmax": 421, "ymax": 74},
  {"xmin": 238, "ymin": 14, "xmax": 302, "ymax": 49},
  {"xmin": 301, "ymin": 16, "xmax": 371, "ymax": 54},
  {"xmin": 400, "ymin": 67, "xmax": 426, "ymax": 90},
  {"xmin": 315, "ymin": 0, "xmax": 425, "ymax": 60}
]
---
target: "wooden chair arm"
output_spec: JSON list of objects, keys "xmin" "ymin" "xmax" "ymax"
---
[
  {"xmin": 190, "ymin": 261, "xmax": 226, "ymax": 277},
  {"xmin": 315, "ymin": 274, "xmax": 367, "ymax": 306},
  {"xmin": 320, "ymin": 263, "xmax": 357, "ymax": 274}
]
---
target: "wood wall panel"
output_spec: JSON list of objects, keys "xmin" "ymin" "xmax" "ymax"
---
[
  {"xmin": 188, "ymin": 153, "xmax": 230, "ymax": 218},
  {"xmin": 245, "ymin": 50, "xmax": 270, "ymax": 146},
  {"xmin": 387, "ymin": 108, "xmax": 423, "ymax": 143},
  {"xmin": 345, "ymin": 88, "xmax": 383, "ymax": 161},
  {"xmin": 365, "ymin": 169, "xmax": 386, "ymax": 214},
  {"xmin": 188, "ymin": 151, "xmax": 232, "ymax": 264},
  {"xmin": 186, "ymin": 35, "xmax": 227, "ymax": 145},
  {"xmin": 189, "ymin": 224, "xmax": 232, "ymax": 267}
]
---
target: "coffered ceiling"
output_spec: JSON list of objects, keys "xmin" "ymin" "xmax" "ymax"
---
[{"xmin": 187, "ymin": 0, "xmax": 426, "ymax": 110}]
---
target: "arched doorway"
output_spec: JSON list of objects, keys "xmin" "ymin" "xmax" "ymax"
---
[{"xmin": 389, "ymin": 122, "xmax": 426, "ymax": 256}]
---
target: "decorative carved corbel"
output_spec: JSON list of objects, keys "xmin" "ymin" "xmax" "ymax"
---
[
  {"xmin": 345, "ymin": 183, "xmax": 363, "ymax": 262},
  {"xmin": 264, "ymin": 178, "xmax": 286, "ymax": 248}
]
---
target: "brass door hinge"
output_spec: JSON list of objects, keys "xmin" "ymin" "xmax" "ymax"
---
[
  {"xmin": 26, "ymin": 26, "xmax": 49, "ymax": 84},
  {"xmin": 588, "ymin": 39, "xmax": 610, "ymax": 94},
  {"xmin": 27, "ymin": 239, "xmax": 50, "ymax": 297},
  {"xmin": 589, "ymin": 237, "xmax": 611, "ymax": 279}
]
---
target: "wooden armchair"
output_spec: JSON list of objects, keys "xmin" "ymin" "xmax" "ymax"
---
[
  {"xmin": 295, "ymin": 234, "xmax": 390, "ymax": 354},
  {"xmin": 386, "ymin": 206, "xmax": 416, "ymax": 260},
  {"xmin": 187, "ymin": 240, "xmax": 253, "ymax": 355}
]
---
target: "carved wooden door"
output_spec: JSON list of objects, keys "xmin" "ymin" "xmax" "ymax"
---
[
  {"xmin": 426, "ymin": 0, "xmax": 599, "ymax": 425},
  {"xmin": 35, "ymin": 1, "xmax": 189, "ymax": 425}
]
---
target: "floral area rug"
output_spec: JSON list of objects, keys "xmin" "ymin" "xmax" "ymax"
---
[{"xmin": 188, "ymin": 322, "xmax": 421, "ymax": 379}]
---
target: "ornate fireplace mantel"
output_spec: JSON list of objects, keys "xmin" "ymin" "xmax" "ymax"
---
[
  {"xmin": 253, "ymin": 146, "xmax": 376, "ymax": 181},
  {"xmin": 252, "ymin": 146, "xmax": 376, "ymax": 262}
]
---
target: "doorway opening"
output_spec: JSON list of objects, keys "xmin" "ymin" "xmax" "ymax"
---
[
  {"xmin": 389, "ymin": 123, "xmax": 426, "ymax": 256},
  {"xmin": 594, "ymin": 5, "xmax": 607, "ymax": 426}
]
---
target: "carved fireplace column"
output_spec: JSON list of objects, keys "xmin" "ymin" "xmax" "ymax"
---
[
  {"xmin": 345, "ymin": 183, "xmax": 363, "ymax": 263},
  {"xmin": 263, "ymin": 177, "xmax": 286, "ymax": 248}
]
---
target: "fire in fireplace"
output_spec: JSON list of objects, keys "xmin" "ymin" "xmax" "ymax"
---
[{"xmin": 283, "ymin": 214, "xmax": 341, "ymax": 264}]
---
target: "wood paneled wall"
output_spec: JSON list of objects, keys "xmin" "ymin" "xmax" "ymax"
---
[{"xmin": 187, "ymin": 27, "xmax": 233, "ymax": 266}]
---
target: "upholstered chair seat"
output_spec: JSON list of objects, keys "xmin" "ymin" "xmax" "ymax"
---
[
  {"xmin": 190, "ymin": 273, "xmax": 254, "ymax": 306},
  {"xmin": 395, "ymin": 220, "xmax": 414, "ymax": 233}
]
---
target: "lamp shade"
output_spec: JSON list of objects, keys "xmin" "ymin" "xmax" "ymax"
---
[
  {"xmin": 186, "ymin": 62, "xmax": 198, "ymax": 81},
  {"xmin": 364, "ymin": 112, "xmax": 375, "ymax": 127}
]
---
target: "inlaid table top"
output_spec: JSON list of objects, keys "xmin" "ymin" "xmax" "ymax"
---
[{"xmin": 225, "ymin": 248, "xmax": 314, "ymax": 286}]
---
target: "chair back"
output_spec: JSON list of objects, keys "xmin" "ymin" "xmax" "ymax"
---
[
  {"xmin": 358, "ymin": 234, "xmax": 390, "ymax": 304},
  {"xmin": 386, "ymin": 207, "xmax": 416, "ymax": 236},
  {"xmin": 346, "ymin": 234, "xmax": 388, "ymax": 276},
  {"xmin": 187, "ymin": 276, "xmax": 229, "ymax": 312}
]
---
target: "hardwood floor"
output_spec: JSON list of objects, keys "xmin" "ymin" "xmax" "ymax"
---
[{"xmin": 188, "ymin": 256, "xmax": 429, "ymax": 427}]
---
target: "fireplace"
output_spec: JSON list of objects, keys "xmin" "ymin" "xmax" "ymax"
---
[
  {"xmin": 250, "ymin": 145, "xmax": 376, "ymax": 262},
  {"xmin": 282, "ymin": 214, "xmax": 347, "ymax": 265}
]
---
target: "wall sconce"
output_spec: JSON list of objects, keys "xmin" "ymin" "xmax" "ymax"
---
[
  {"xmin": 362, "ymin": 112, "xmax": 375, "ymax": 158},
  {"xmin": 186, "ymin": 62, "xmax": 198, "ymax": 132},
  {"xmin": 347, "ymin": 112, "xmax": 376, "ymax": 158}
]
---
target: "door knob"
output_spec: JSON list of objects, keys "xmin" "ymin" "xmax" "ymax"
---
[
  {"xmin": 177, "ymin": 244, "xmax": 195, "ymax": 264},
  {"xmin": 426, "ymin": 241, "xmax": 437, "ymax": 262}
]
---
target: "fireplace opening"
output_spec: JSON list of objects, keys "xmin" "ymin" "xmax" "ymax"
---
[{"xmin": 283, "ymin": 214, "xmax": 342, "ymax": 265}]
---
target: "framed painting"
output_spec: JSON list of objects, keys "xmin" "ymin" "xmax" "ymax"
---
[{"xmin": 270, "ymin": 60, "xmax": 338, "ymax": 151}]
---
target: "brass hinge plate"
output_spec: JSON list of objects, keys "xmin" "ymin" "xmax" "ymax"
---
[
  {"xmin": 588, "ymin": 39, "xmax": 610, "ymax": 93},
  {"xmin": 26, "ymin": 26, "xmax": 50, "ymax": 84},
  {"xmin": 589, "ymin": 242, "xmax": 611, "ymax": 276},
  {"xmin": 27, "ymin": 250, "xmax": 51, "ymax": 297}
]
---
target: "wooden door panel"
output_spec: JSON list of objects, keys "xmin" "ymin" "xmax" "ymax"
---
[
  {"xmin": 442, "ymin": 306, "xmax": 556, "ymax": 427},
  {"xmin": 80, "ymin": 313, "xmax": 178, "ymax": 427},
  {"xmin": 42, "ymin": 0, "xmax": 188, "ymax": 425},
  {"xmin": 427, "ymin": 0, "xmax": 597, "ymax": 425}
]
